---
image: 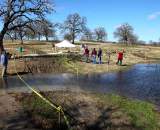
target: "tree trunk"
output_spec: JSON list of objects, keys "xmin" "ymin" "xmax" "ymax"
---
[
  {"xmin": 0, "ymin": 34, "xmax": 4, "ymax": 51},
  {"xmin": 14, "ymin": 32, "xmax": 17, "ymax": 40},
  {"xmin": 45, "ymin": 35, "xmax": 48, "ymax": 41},
  {"xmin": 72, "ymin": 37, "xmax": 75, "ymax": 44},
  {"xmin": 38, "ymin": 33, "xmax": 41, "ymax": 41},
  {"xmin": 0, "ymin": 26, "xmax": 8, "ymax": 51},
  {"xmin": 72, "ymin": 33, "xmax": 75, "ymax": 44},
  {"xmin": 20, "ymin": 37, "xmax": 23, "ymax": 45}
]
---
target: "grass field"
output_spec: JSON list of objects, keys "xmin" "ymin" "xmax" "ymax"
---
[
  {"xmin": 2, "ymin": 40, "xmax": 160, "ymax": 75},
  {"xmin": 75, "ymin": 43, "xmax": 160, "ymax": 74}
]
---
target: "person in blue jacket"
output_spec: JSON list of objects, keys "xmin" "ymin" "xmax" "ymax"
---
[{"xmin": 0, "ymin": 50, "xmax": 8, "ymax": 77}]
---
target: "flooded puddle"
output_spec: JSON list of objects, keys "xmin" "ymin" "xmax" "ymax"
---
[{"xmin": 0, "ymin": 64, "xmax": 160, "ymax": 105}]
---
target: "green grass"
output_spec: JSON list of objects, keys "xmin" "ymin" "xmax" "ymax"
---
[
  {"xmin": 97, "ymin": 94, "xmax": 160, "ymax": 130},
  {"xmin": 20, "ymin": 92, "xmax": 160, "ymax": 130},
  {"xmin": 21, "ymin": 94, "xmax": 69, "ymax": 129},
  {"xmin": 22, "ymin": 94, "xmax": 58, "ymax": 119}
]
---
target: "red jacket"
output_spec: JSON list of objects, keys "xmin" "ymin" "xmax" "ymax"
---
[
  {"xmin": 84, "ymin": 48, "xmax": 89, "ymax": 55},
  {"xmin": 92, "ymin": 50, "xmax": 97, "ymax": 56},
  {"xmin": 118, "ymin": 52, "xmax": 123, "ymax": 60}
]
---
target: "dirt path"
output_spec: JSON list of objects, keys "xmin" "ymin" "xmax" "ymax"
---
[{"xmin": 0, "ymin": 92, "xmax": 38, "ymax": 130}]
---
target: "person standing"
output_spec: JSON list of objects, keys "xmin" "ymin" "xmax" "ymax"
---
[
  {"xmin": 98, "ymin": 48, "xmax": 102, "ymax": 64},
  {"xmin": 0, "ymin": 50, "xmax": 8, "ymax": 77},
  {"xmin": 91, "ymin": 48, "xmax": 97, "ymax": 64},
  {"xmin": 106, "ymin": 50, "xmax": 111, "ymax": 65},
  {"xmin": 116, "ymin": 50, "xmax": 124, "ymax": 66},
  {"xmin": 84, "ymin": 46, "xmax": 89, "ymax": 63}
]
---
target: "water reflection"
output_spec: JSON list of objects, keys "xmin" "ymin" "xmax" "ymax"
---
[
  {"xmin": 0, "ymin": 64, "xmax": 160, "ymax": 105},
  {"xmin": 0, "ymin": 77, "xmax": 8, "ymax": 95}
]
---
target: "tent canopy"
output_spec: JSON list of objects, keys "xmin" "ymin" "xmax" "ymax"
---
[{"xmin": 55, "ymin": 40, "xmax": 76, "ymax": 48}]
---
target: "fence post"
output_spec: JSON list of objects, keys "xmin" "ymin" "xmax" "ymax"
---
[{"xmin": 58, "ymin": 110, "xmax": 61, "ymax": 129}]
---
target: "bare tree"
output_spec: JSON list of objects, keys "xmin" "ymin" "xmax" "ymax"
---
[
  {"xmin": 137, "ymin": 40, "xmax": 146, "ymax": 45},
  {"xmin": 94, "ymin": 27, "xmax": 107, "ymax": 42},
  {"xmin": 5, "ymin": 20, "xmax": 36, "ymax": 44},
  {"xmin": 25, "ymin": 25, "xmax": 36, "ymax": 40},
  {"xmin": 32, "ymin": 21, "xmax": 43, "ymax": 41},
  {"xmin": 13, "ymin": 18, "xmax": 36, "ymax": 44},
  {"xmin": 31, "ymin": 20, "xmax": 57, "ymax": 41},
  {"xmin": 4, "ymin": 30, "xmax": 15, "ymax": 41},
  {"xmin": 81, "ymin": 28, "xmax": 93, "ymax": 41},
  {"xmin": 114, "ymin": 23, "xmax": 138, "ymax": 45},
  {"xmin": 41, "ymin": 19, "xmax": 57, "ymax": 41},
  {"xmin": 64, "ymin": 33, "xmax": 72, "ymax": 41},
  {"xmin": 62, "ymin": 13, "xmax": 87, "ymax": 44},
  {"xmin": 128, "ymin": 34, "xmax": 138, "ymax": 44},
  {"xmin": 0, "ymin": 0, "xmax": 54, "ymax": 50},
  {"xmin": 16, "ymin": 27, "xmax": 26, "ymax": 44}
]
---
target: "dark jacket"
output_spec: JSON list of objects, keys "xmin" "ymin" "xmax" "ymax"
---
[{"xmin": 98, "ymin": 49, "xmax": 102, "ymax": 57}]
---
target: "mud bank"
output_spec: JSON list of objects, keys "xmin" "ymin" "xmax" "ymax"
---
[{"xmin": 13, "ymin": 91, "xmax": 160, "ymax": 130}]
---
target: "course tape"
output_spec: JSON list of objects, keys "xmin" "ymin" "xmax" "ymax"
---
[
  {"xmin": 63, "ymin": 57, "xmax": 79, "ymax": 77},
  {"xmin": 13, "ymin": 55, "xmax": 72, "ymax": 130}
]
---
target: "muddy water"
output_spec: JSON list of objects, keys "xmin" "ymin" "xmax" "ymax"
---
[{"xmin": 0, "ymin": 64, "xmax": 160, "ymax": 105}]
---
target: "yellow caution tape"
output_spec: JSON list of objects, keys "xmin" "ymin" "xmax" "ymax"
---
[{"xmin": 13, "ymin": 55, "xmax": 72, "ymax": 130}]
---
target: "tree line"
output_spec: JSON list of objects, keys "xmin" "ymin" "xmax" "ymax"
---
[{"xmin": 0, "ymin": 0, "xmax": 156, "ymax": 50}]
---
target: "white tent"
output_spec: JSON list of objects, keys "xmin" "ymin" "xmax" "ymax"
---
[{"xmin": 55, "ymin": 40, "xmax": 76, "ymax": 48}]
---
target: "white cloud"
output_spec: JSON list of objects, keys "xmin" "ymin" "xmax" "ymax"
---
[{"xmin": 148, "ymin": 11, "xmax": 160, "ymax": 20}]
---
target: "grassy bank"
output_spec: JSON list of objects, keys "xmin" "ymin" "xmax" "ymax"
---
[
  {"xmin": 96, "ymin": 94, "xmax": 160, "ymax": 130},
  {"xmin": 73, "ymin": 44, "xmax": 160, "ymax": 74},
  {"xmin": 15, "ymin": 91, "xmax": 160, "ymax": 130},
  {"xmin": 2, "ymin": 41, "xmax": 160, "ymax": 75},
  {"xmin": 4, "ymin": 54, "xmax": 81, "ymax": 75}
]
